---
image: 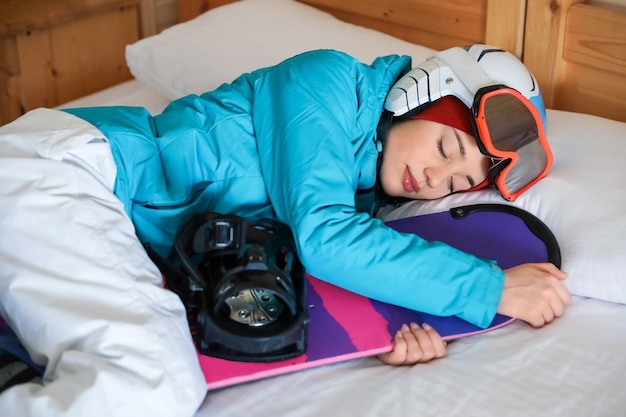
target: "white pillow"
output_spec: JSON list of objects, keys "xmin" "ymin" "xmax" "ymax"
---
[
  {"xmin": 126, "ymin": 0, "xmax": 435, "ymax": 99},
  {"xmin": 380, "ymin": 109, "xmax": 626, "ymax": 305}
]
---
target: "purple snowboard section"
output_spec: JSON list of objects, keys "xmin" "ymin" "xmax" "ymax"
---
[
  {"xmin": 198, "ymin": 208, "xmax": 551, "ymax": 390},
  {"xmin": 386, "ymin": 209, "xmax": 549, "ymax": 270}
]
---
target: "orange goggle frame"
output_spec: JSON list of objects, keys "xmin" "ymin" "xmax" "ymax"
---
[{"xmin": 470, "ymin": 86, "xmax": 553, "ymax": 201}]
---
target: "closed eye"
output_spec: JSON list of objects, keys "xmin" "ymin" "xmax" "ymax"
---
[
  {"xmin": 439, "ymin": 138, "xmax": 455, "ymax": 193},
  {"xmin": 438, "ymin": 139, "xmax": 447, "ymax": 159},
  {"xmin": 454, "ymin": 128, "xmax": 477, "ymax": 190}
]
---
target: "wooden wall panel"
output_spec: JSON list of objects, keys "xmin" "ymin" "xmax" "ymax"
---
[
  {"xmin": 485, "ymin": 0, "xmax": 525, "ymax": 58},
  {"xmin": 141, "ymin": 0, "xmax": 181, "ymax": 35},
  {"xmin": 49, "ymin": 8, "xmax": 138, "ymax": 104},
  {"xmin": 140, "ymin": 0, "xmax": 158, "ymax": 36},
  {"xmin": 0, "ymin": 72, "xmax": 21, "ymax": 123},
  {"xmin": 523, "ymin": 0, "xmax": 584, "ymax": 108},
  {"xmin": 564, "ymin": 3, "xmax": 626, "ymax": 76},
  {"xmin": 524, "ymin": 0, "xmax": 626, "ymax": 122},
  {"xmin": 178, "ymin": 0, "xmax": 237, "ymax": 22},
  {"xmin": 301, "ymin": 0, "xmax": 487, "ymax": 50},
  {"xmin": 0, "ymin": 0, "xmax": 140, "ymax": 124},
  {"xmin": 556, "ymin": 62, "xmax": 626, "ymax": 121},
  {"xmin": 15, "ymin": 30, "xmax": 57, "ymax": 110},
  {"xmin": 556, "ymin": 3, "xmax": 626, "ymax": 121}
]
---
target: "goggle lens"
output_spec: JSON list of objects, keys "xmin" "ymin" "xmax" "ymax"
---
[{"xmin": 473, "ymin": 88, "xmax": 552, "ymax": 200}]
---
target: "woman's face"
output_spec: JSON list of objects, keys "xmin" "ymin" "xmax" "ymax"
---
[{"xmin": 380, "ymin": 118, "xmax": 491, "ymax": 200}]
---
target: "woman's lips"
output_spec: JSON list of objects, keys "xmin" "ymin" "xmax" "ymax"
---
[{"xmin": 403, "ymin": 167, "xmax": 420, "ymax": 193}]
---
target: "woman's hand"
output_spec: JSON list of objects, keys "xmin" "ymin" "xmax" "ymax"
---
[
  {"xmin": 498, "ymin": 262, "xmax": 571, "ymax": 328},
  {"xmin": 377, "ymin": 322, "xmax": 447, "ymax": 366}
]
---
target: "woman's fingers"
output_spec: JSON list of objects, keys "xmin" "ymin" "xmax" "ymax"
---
[
  {"xmin": 421, "ymin": 323, "xmax": 447, "ymax": 359},
  {"xmin": 500, "ymin": 263, "xmax": 572, "ymax": 327},
  {"xmin": 377, "ymin": 322, "xmax": 447, "ymax": 365},
  {"xmin": 377, "ymin": 330, "xmax": 409, "ymax": 365}
]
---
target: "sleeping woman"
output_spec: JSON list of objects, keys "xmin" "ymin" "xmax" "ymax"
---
[{"xmin": 0, "ymin": 47, "xmax": 570, "ymax": 416}]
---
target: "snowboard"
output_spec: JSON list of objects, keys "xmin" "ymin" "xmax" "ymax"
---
[{"xmin": 198, "ymin": 204, "xmax": 560, "ymax": 390}]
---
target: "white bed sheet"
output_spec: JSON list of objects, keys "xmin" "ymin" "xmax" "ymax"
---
[
  {"xmin": 57, "ymin": 79, "xmax": 171, "ymax": 115},
  {"xmin": 64, "ymin": 80, "xmax": 626, "ymax": 417},
  {"xmin": 198, "ymin": 296, "xmax": 625, "ymax": 417}
]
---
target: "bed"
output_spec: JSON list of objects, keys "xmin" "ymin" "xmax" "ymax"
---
[{"xmin": 55, "ymin": 0, "xmax": 626, "ymax": 416}]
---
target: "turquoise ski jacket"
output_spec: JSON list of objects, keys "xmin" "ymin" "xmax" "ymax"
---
[{"xmin": 65, "ymin": 50, "xmax": 504, "ymax": 328}]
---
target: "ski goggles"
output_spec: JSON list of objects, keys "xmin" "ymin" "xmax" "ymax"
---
[{"xmin": 470, "ymin": 85, "xmax": 553, "ymax": 201}]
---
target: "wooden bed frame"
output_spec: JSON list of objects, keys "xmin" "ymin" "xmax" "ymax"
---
[{"xmin": 177, "ymin": 0, "xmax": 626, "ymax": 123}]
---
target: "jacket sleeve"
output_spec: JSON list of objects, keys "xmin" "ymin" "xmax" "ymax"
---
[{"xmin": 252, "ymin": 50, "xmax": 504, "ymax": 328}]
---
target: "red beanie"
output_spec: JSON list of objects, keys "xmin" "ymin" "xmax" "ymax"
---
[
  {"xmin": 411, "ymin": 96, "xmax": 474, "ymax": 137},
  {"xmin": 412, "ymin": 96, "xmax": 492, "ymax": 191}
]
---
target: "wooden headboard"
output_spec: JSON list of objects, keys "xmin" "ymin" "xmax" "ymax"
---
[
  {"xmin": 177, "ymin": 0, "xmax": 626, "ymax": 123},
  {"xmin": 524, "ymin": 0, "xmax": 626, "ymax": 122}
]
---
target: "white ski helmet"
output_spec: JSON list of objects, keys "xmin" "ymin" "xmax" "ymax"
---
[{"xmin": 385, "ymin": 45, "xmax": 553, "ymax": 201}]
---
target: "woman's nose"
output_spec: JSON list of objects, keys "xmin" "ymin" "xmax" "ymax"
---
[{"xmin": 424, "ymin": 166, "xmax": 448, "ymax": 188}]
